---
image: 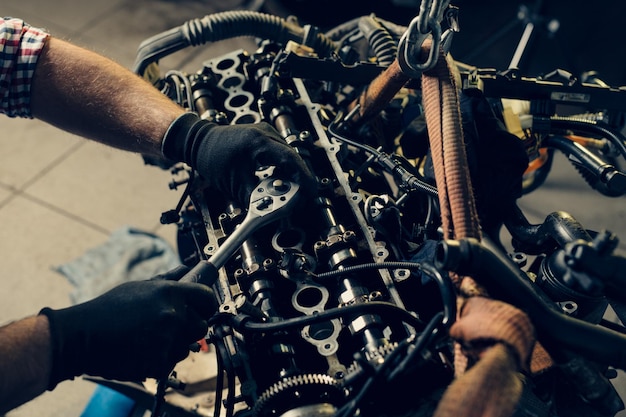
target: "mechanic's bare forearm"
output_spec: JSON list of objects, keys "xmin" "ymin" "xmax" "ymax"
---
[
  {"xmin": 0, "ymin": 315, "xmax": 51, "ymax": 414},
  {"xmin": 30, "ymin": 37, "xmax": 184, "ymax": 158}
]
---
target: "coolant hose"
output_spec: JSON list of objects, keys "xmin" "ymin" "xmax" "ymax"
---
[
  {"xmin": 133, "ymin": 11, "xmax": 338, "ymax": 76},
  {"xmin": 543, "ymin": 135, "xmax": 626, "ymax": 197},
  {"xmin": 550, "ymin": 116, "xmax": 626, "ymax": 159},
  {"xmin": 358, "ymin": 15, "xmax": 398, "ymax": 67},
  {"xmin": 325, "ymin": 15, "xmax": 407, "ymax": 43},
  {"xmin": 435, "ymin": 237, "xmax": 626, "ymax": 370},
  {"xmin": 504, "ymin": 205, "xmax": 593, "ymax": 254}
]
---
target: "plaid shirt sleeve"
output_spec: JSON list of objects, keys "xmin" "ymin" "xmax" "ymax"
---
[{"xmin": 0, "ymin": 17, "xmax": 49, "ymax": 118}]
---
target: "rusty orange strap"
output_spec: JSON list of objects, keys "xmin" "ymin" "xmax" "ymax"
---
[
  {"xmin": 419, "ymin": 46, "xmax": 536, "ymax": 417},
  {"xmin": 434, "ymin": 297, "xmax": 535, "ymax": 417}
]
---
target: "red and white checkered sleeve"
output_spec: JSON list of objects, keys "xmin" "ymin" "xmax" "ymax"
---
[{"xmin": 0, "ymin": 17, "xmax": 50, "ymax": 118}]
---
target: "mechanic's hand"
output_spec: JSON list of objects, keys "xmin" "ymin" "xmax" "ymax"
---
[
  {"xmin": 161, "ymin": 112, "xmax": 316, "ymax": 206},
  {"xmin": 39, "ymin": 266, "xmax": 217, "ymax": 389}
]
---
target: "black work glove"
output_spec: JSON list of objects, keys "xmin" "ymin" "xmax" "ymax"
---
[
  {"xmin": 39, "ymin": 266, "xmax": 218, "ymax": 389},
  {"xmin": 161, "ymin": 112, "xmax": 316, "ymax": 206}
]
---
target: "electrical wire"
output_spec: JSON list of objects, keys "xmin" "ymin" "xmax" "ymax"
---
[
  {"xmin": 334, "ymin": 338, "xmax": 412, "ymax": 417},
  {"xmin": 164, "ymin": 70, "xmax": 196, "ymax": 112},
  {"xmin": 335, "ymin": 312, "xmax": 445, "ymax": 417},
  {"xmin": 314, "ymin": 261, "xmax": 456, "ymax": 328},
  {"xmin": 208, "ymin": 262, "xmax": 455, "ymax": 336},
  {"xmin": 328, "ymin": 114, "xmax": 383, "ymax": 156},
  {"xmin": 239, "ymin": 300, "xmax": 423, "ymax": 331},
  {"xmin": 328, "ymin": 116, "xmax": 439, "ymax": 197}
]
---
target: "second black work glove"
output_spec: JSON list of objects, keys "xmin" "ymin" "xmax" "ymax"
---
[
  {"xmin": 161, "ymin": 113, "xmax": 315, "ymax": 206},
  {"xmin": 39, "ymin": 266, "xmax": 218, "ymax": 389}
]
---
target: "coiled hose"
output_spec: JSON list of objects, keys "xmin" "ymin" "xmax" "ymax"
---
[
  {"xmin": 133, "ymin": 10, "xmax": 338, "ymax": 76},
  {"xmin": 546, "ymin": 116, "xmax": 626, "ymax": 196},
  {"xmin": 325, "ymin": 15, "xmax": 407, "ymax": 42},
  {"xmin": 550, "ymin": 115, "xmax": 626, "ymax": 159},
  {"xmin": 357, "ymin": 15, "xmax": 398, "ymax": 67},
  {"xmin": 543, "ymin": 134, "xmax": 626, "ymax": 197}
]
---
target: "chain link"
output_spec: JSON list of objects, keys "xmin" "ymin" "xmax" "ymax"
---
[{"xmin": 397, "ymin": 0, "xmax": 452, "ymax": 77}]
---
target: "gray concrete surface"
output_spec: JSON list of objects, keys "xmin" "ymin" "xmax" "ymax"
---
[
  {"xmin": 1, "ymin": 1, "xmax": 254, "ymax": 416},
  {"xmin": 1, "ymin": 1, "xmax": 625, "ymax": 416}
]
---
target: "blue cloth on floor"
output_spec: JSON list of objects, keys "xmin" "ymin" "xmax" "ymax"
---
[
  {"xmin": 80, "ymin": 385, "xmax": 136, "ymax": 417},
  {"xmin": 54, "ymin": 225, "xmax": 181, "ymax": 305}
]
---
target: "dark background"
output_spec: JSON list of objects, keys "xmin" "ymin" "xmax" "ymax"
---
[{"xmin": 264, "ymin": 0, "xmax": 626, "ymax": 86}]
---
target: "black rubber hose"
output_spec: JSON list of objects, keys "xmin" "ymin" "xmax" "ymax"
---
[
  {"xmin": 358, "ymin": 15, "xmax": 398, "ymax": 67},
  {"xmin": 435, "ymin": 237, "xmax": 626, "ymax": 370},
  {"xmin": 550, "ymin": 116, "xmax": 626, "ymax": 159},
  {"xmin": 133, "ymin": 10, "xmax": 338, "ymax": 75},
  {"xmin": 543, "ymin": 135, "xmax": 626, "ymax": 197},
  {"xmin": 504, "ymin": 205, "xmax": 592, "ymax": 255},
  {"xmin": 325, "ymin": 15, "xmax": 407, "ymax": 42}
]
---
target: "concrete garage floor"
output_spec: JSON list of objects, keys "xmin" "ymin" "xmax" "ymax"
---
[
  {"xmin": 1, "ymin": 1, "xmax": 257, "ymax": 415},
  {"xmin": 1, "ymin": 1, "xmax": 625, "ymax": 416}
]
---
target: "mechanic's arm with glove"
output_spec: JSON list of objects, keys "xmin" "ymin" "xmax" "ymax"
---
[
  {"xmin": 26, "ymin": 22, "xmax": 312, "ymax": 204},
  {"xmin": 0, "ymin": 266, "xmax": 217, "ymax": 413},
  {"xmin": 0, "ymin": 17, "xmax": 312, "ymax": 413}
]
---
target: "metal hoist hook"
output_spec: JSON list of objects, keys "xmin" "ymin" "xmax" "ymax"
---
[{"xmin": 397, "ymin": 0, "xmax": 456, "ymax": 77}]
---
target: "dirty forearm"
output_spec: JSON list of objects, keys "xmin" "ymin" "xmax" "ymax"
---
[
  {"xmin": 0, "ymin": 315, "xmax": 52, "ymax": 414},
  {"xmin": 30, "ymin": 37, "xmax": 184, "ymax": 158}
]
